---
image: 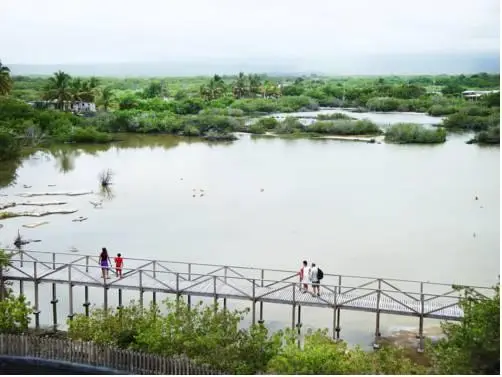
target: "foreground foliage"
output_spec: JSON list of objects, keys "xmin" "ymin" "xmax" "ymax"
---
[
  {"xmin": 428, "ymin": 283, "xmax": 500, "ymax": 375},
  {"xmin": 0, "ymin": 249, "xmax": 32, "ymax": 334}
]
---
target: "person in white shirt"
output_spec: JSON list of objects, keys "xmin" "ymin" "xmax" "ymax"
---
[
  {"xmin": 298, "ymin": 260, "xmax": 310, "ymax": 293},
  {"xmin": 309, "ymin": 262, "xmax": 320, "ymax": 297}
]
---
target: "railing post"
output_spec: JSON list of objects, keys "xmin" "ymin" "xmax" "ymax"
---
[
  {"xmin": 68, "ymin": 266, "xmax": 74, "ymax": 321},
  {"xmin": 252, "ymin": 279, "xmax": 256, "ymax": 325},
  {"xmin": 291, "ymin": 283, "xmax": 296, "ymax": 331},
  {"xmin": 33, "ymin": 261, "xmax": 40, "ymax": 329},
  {"xmin": 336, "ymin": 275, "xmax": 342, "ymax": 339},
  {"xmin": 187, "ymin": 263, "xmax": 192, "ymax": 309},
  {"xmin": 52, "ymin": 252, "xmax": 56, "ymax": 269},
  {"xmin": 85, "ymin": 256, "xmax": 89, "ymax": 273},
  {"xmin": 139, "ymin": 270, "xmax": 143, "ymax": 309},
  {"xmin": 373, "ymin": 278, "xmax": 382, "ymax": 349},
  {"xmin": 83, "ymin": 286, "xmax": 90, "ymax": 317},
  {"xmin": 0, "ymin": 265, "xmax": 4, "ymax": 300},
  {"xmin": 20, "ymin": 251, "xmax": 24, "ymax": 268},
  {"xmin": 104, "ymin": 285, "xmax": 108, "ymax": 312},
  {"xmin": 259, "ymin": 269, "xmax": 264, "ymax": 324},
  {"xmin": 418, "ymin": 282, "xmax": 425, "ymax": 352}
]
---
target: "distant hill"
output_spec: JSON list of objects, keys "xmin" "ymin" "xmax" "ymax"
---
[{"xmin": 8, "ymin": 53, "xmax": 500, "ymax": 77}]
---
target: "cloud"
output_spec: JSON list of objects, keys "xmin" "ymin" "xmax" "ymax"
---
[{"xmin": 0, "ymin": 0, "xmax": 499, "ymax": 66}]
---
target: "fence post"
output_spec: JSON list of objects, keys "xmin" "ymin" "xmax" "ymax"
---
[
  {"xmin": 104, "ymin": 285, "xmax": 109, "ymax": 312},
  {"xmin": 418, "ymin": 282, "xmax": 425, "ymax": 352},
  {"xmin": 176, "ymin": 272, "xmax": 180, "ymax": 303},
  {"xmin": 85, "ymin": 255, "xmax": 89, "ymax": 273},
  {"xmin": 332, "ymin": 284, "xmax": 337, "ymax": 340},
  {"xmin": 373, "ymin": 278, "xmax": 382, "ymax": 349},
  {"xmin": 296, "ymin": 305, "xmax": 302, "ymax": 348},
  {"xmin": 0, "ymin": 264, "xmax": 4, "ymax": 300},
  {"xmin": 51, "ymin": 283, "xmax": 58, "ymax": 330}
]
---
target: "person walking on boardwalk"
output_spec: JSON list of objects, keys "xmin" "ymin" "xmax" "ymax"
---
[
  {"xmin": 298, "ymin": 260, "xmax": 310, "ymax": 293},
  {"xmin": 114, "ymin": 253, "xmax": 124, "ymax": 278},
  {"xmin": 309, "ymin": 262, "xmax": 321, "ymax": 297},
  {"xmin": 99, "ymin": 247, "xmax": 112, "ymax": 280}
]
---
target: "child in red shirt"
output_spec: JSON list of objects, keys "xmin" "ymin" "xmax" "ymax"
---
[{"xmin": 114, "ymin": 253, "xmax": 124, "ymax": 278}]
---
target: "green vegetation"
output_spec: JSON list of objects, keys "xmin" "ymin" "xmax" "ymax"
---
[
  {"xmin": 0, "ymin": 249, "xmax": 32, "ymax": 334},
  {"xmin": 385, "ymin": 123, "xmax": 447, "ymax": 144},
  {"xmin": 0, "ymin": 58, "xmax": 499, "ymax": 160},
  {"xmin": 64, "ymin": 281, "xmax": 499, "ymax": 375}
]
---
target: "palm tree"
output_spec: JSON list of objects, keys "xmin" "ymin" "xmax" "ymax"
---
[
  {"xmin": 99, "ymin": 86, "xmax": 115, "ymax": 111},
  {"xmin": 0, "ymin": 60, "xmax": 13, "ymax": 96},
  {"xmin": 44, "ymin": 70, "xmax": 72, "ymax": 110},
  {"xmin": 232, "ymin": 72, "xmax": 248, "ymax": 99},
  {"xmin": 248, "ymin": 74, "xmax": 261, "ymax": 97}
]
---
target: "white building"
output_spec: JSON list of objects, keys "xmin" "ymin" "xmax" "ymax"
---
[
  {"xmin": 72, "ymin": 101, "xmax": 96, "ymax": 113},
  {"xmin": 27, "ymin": 100, "xmax": 96, "ymax": 113},
  {"xmin": 462, "ymin": 90, "xmax": 499, "ymax": 100}
]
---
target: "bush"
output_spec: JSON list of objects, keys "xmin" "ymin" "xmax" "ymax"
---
[
  {"xmin": 366, "ymin": 97, "xmax": 401, "ymax": 112},
  {"xmin": 255, "ymin": 117, "xmax": 279, "ymax": 130},
  {"xmin": 183, "ymin": 125, "xmax": 201, "ymax": 137},
  {"xmin": 385, "ymin": 123, "xmax": 447, "ymax": 144},
  {"xmin": 316, "ymin": 112, "xmax": 353, "ymax": 120},
  {"xmin": 275, "ymin": 117, "xmax": 305, "ymax": 134},
  {"xmin": 474, "ymin": 126, "xmax": 500, "ymax": 145},
  {"xmin": 248, "ymin": 123, "xmax": 266, "ymax": 134},
  {"xmin": 428, "ymin": 104, "xmax": 459, "ymax": 116},
  {"xmin": 68, "ymin": 300, "xmax": 280, "ymax": 374},
  {"xmin": 442, "ymin": 110, "xmax": 500, "ymax": 131},
  {"xmin": 0, "ymin": 130, "xmax": 21, "ymax": 161},
  {"xmin": 308, "ymin": 119, "xmax": 382, "ymax": 135},
  {"xmin": 267, "ymin": 329, "xmax": 426, "ymax": 375},
  {"xmin": 65, "ymin": 127, "xmax": 113, "ymax": 143}
]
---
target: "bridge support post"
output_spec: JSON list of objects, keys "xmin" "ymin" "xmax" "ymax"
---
[
  {"xmin": 50, "ymin": 283, "xmax": 58, "ymax": 331},
  {"xmin": 418, "ymin": 283, "xmax": 425, "ymax": 352},
  {"xmin": 104, "ymin": 285, "xmax": 109, "ymax": 311},
  {"xmin": 373, "ymin": 279, "xmax": 382, "ymax": 349},
  {"xmin": 259, "ymin": 269, "xmax": 264, "ymax": 323},
  {"xmin": 83, "ymin": 286, "xmax": 90, "ymax": 317},
  {"xmin": 223, "ymin": 267, "xmax": 227, "ymax": 310},
  {"xmin": 68, "ymin": 267, "xmax": 74, "ymax": 321},
  {"xmin": 332, "ymin": 289, "xmax": 337, "ymax": 340},
  {"xmin": 291, "ymin": 283, "xmax": 296, "ymax": 331},
  {"xmin": 335, "ymin": 276, "xmax": 342, "ymax": 340},
  {"xmin": 118, "ymin": 288, "xmax": 123, "ymax": 308},
  {"xmin": 251, "ymin": 280, "xmax": 256, "ymax": 325},
  {"xmin": 187, "ymin": 263, "xmax": 191, "ymax": 310},
  {"xmin": 33, "ymin": 261, "xmax": 40, "ymax": 329},
  {"xmin": 19, "ymin": 281, "xmax": 23, "ymax": 297},
  {"xmin": 152, "ymin": 261, "xmax": 157, "ymax": 306},
  {"xmin": 139, "ymin": 270, "xmax": 144, "ymax": 309},
  {"xmin": 213, "ymin": 276, "xmax": 217, "ymax": 310},
  {"xmin": 296, "ymin": 305, "xmax": 302, "ymax": 348}
]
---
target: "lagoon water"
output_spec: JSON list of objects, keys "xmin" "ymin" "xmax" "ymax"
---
[{"xmin": 0, "ymin": 111, "xmax": 499, "ymax": 347}]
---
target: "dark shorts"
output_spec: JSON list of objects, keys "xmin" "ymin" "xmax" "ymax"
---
[
  {"xmin": 100, "ymin": 261, "xmax": 109, "ymax": 269},
  {"xmin": 312, "ymin": 281, "xmax": 320, "ymax": 287}
]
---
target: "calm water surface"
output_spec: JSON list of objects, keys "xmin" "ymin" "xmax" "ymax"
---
[{"xmin": 0, "ymin": 112, "xmax": 499, "ymax": 346}]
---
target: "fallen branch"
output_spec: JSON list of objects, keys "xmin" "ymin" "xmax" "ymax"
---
[
  {"xmin": 1, "ymin": 201, "xmax": 68, "ymax": 210},
  {"xmin": 23, "ymin": 221, "xmax": 50, "ymax": 229},
  {"xmin": 1, "ymin": 209, "xmax": 78, "ymax": 219},
  {"xmin": 17, "ymin": 191, "xmax": 93, "ymax": 198}
]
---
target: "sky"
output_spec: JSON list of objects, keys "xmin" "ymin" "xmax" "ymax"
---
[{"xmin": 0, "ymin": 0, "xmax": 500, "ymax": 74}]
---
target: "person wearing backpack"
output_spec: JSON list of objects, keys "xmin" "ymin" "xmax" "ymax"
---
[{"xmin": 309, "ymin": 262, "xmax": 323, "ymax": 297}]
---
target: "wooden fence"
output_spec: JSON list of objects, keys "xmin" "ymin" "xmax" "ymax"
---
[{"xmin": 0, "ymin": 334, "xmax": 221, "ymax": 375}]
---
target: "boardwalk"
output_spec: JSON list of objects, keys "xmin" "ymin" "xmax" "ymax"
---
[{"xmin": 2, "ymin": 249, "xmax": 493, "ymax": 349}]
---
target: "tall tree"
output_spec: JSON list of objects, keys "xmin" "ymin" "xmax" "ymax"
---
[
  {"xmin": 44, "ymin": 71, "xmax": 72, "ymax": 110},
  {"xmin": 248, "ymin": 74, "xmax": 261, "ymax": 97},
  {"xmin": 232, "ymin": 72, "xmax": 248, "ymax": 99},
  {"xmin": 0, "ymin": 60, "xmax": 13, "ymax": 96},
  {"xmin": 99, "ymin": 86, "xmax": 115, "ymax": 111}
]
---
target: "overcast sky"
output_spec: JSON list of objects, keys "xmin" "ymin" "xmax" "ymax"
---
[{"xmin": 1, "ymin": 0, "xmax": 499, "ymax": 65}]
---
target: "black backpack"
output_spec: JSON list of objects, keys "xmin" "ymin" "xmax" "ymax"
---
[{"xmin": 317, "ymin": 268, "xmax": 324, "ymax": 280}]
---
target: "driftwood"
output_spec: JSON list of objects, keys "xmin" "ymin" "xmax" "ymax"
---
[
  {"xmin": 72, "ymin": 216, "xmax": 88, "ymax": 222},
  {"xmin": 17, "ymin": 191, "xmax": 93, "ymax": 198},
  {"xmin": 23, "ymin": 221, "xmax": 50, "ymax": 229},
  {"xmin": 1, "ymin": 201, "xmax": 67, "ymax": 210},
  {"xmin": 1, "ymin": 209, "xmax": 78, "ymax": 219}
]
